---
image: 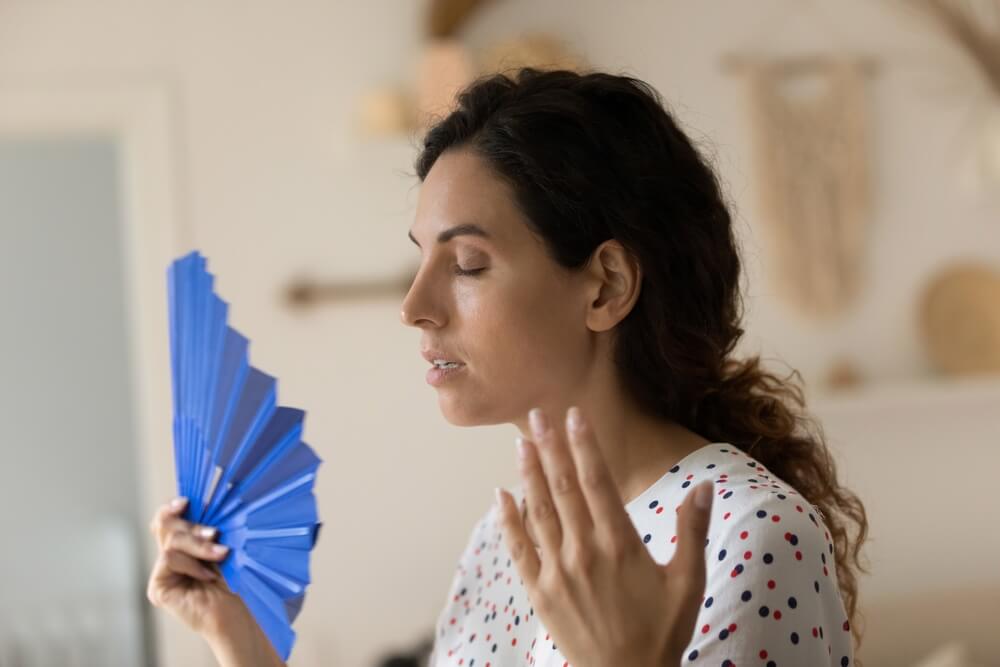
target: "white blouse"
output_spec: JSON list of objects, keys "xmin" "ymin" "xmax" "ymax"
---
[{"xmin": 429, "ymin": 442, "xmax": 854, "ymax": 667}]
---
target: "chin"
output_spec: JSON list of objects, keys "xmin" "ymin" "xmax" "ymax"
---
[{"xmin": 437, "ymin": 393, "xmax": 504, "ymax": 427}]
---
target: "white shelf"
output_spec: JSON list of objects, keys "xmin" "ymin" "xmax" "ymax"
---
[{"xmin": 809, "ymin": 373, "xmax": 1000, "ymax": 415}]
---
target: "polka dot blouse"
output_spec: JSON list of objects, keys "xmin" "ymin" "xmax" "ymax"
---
[{"xmin": 429, "ymin": 442, "xmax": 854, "ymax": 666}]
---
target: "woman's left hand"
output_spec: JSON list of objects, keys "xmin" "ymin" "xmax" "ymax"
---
[{"xmin": 496, "ymin": 406, "xmax": 714, "ymax": 667}]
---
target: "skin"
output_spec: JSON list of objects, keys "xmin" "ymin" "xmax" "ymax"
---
[
  {"xmin": 496, "ymin": 406, "xmax": 714, "ymax": 667},
  {"xmin": 146, "ymin": 145, "xmax": 714, "ymax": 666},
  {"xmin": 403, "ymin": 148, "xmax": 716, "ymax": 663},
  {"xmin": 401, "ymin": 147, "xmax": 712, "ymax": 504}
]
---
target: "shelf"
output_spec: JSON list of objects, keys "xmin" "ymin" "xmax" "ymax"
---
[{"xmin": 808, "ymin": 373, "xmax": 1000, "ymax": 415}]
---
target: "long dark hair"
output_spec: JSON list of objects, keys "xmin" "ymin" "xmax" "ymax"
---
[{"xmin": 414, "ymin": 67, "xmax": 869, "ymax": 658}]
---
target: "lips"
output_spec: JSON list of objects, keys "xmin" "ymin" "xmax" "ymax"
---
[{"xmin": 421, "ymin": 348, "xmax": 464, "ymax": 365}]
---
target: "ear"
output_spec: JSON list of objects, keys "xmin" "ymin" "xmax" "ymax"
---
[{"xmin": 583, "ymin": 239, "xmax": 642, "ymax": 333}]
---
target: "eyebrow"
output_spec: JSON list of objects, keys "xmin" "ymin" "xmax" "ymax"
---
[{"xmin": 408, "ymin": 223, "xmax": 492, "ymax": 248}]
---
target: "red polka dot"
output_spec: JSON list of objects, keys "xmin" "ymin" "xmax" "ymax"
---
[
  {"xmin": 760, "ymin": 650, "xmax": 769, "ymax": 659},
  {"xmin": 743, "ymin": 550, "xmax": 752, "ymax": 560},
  {"xmin": 795, "ymin": 551, "xmax": 802, "ymax": 561},
  {"xmin": 723, "ymin": 512, "xmax": 732, "ymax": 520},
  {"xmin": 701, "ymin": 624, "xmax": 711, "ymax": 634},
  {"xmin": 740, "ymin": 530, "xmax": 749, "ymax": 540},
  {"xmin": 771, "ymin": 515, "xmax": 781, "ymax": 522},
  {"xmin": 767, "ymin": 580, "xmax": 776, "ymax": 589},
  {"xmin": 774, "ymin": 610, "xmax": 782, "ymax": 620},
  {"xmin": 656, "ymin": 506, "xmax": 664, "ymax": 514}
]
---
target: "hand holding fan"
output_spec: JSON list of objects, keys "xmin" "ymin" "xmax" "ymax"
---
[{"xmin": 167, "ymin": 250, "xmax": 322, "ymax": 660}]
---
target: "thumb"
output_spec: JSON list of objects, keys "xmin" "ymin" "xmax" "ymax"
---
[{"xmin": 665, "ymin": 480, "xmax": 713, "ymax": 594}]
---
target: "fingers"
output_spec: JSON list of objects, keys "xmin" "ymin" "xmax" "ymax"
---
[
  {"xmin": 528, "ymin": 408, "xmax": 593, "ymax": 543},
  {"xmin": 563, "ymin": 407, "xmax": 634, "ymax": 546},
  {"xmin": 164, "ymin": 528, "xmax": 231, "ymax": 563},
  {"xmin": 161, "ymin": 550, "xmax": 220, "ymax": 582},
  {"xmin": 516, "ymin": 436, "xmax": 564, "ymax": 557},
  {"xmin": 149, "ymin": 496, "xmax": 188, "ymax": 539},
  {"xmin": 668, "ymin": 480, "xmax": 713, "ymax": 599},
  {"xmin": 150, "ymin": 496, "xmax": 229, "ymax": 562},
  {"xmin": 496, "ymin": 487, "xmax": 541, "ymax": 587}
]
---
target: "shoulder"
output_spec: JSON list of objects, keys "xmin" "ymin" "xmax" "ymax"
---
[
  {"xmin": 703, "ymin": 447, "xmax": 832, "ymax": 568},
  {"xmin": 681, "ymin": 446, "xmax": 853, "ymax": 665}
]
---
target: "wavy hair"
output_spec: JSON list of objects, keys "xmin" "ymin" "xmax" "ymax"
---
[{"xmin": 414, "ymin": 67, "xmax": 870, "ymax": 659}]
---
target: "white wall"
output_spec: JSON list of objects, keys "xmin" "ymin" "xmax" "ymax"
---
[{"xmin": 1, "ymin": 1, "xmax": 998, "ymax": 666}]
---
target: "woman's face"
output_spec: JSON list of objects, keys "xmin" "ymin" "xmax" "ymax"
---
[{"xmin": 401, "ymin": 147, "xmax": 596, "ymax": 427}]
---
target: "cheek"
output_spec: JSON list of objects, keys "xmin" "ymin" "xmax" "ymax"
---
[{"xmin": 463, "ymin": 282, "xmax": 582, "ymax": 384}]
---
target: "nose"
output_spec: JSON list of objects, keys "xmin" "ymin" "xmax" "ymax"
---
[{"xmin": 400, "ymin": 264, "xmax": 445, "ymax": 329}]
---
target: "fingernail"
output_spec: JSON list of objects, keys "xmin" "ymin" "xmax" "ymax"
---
[
  {"xmin": 695, "ymin": 481, "xmax": 713, "ymax": 510},
  {"xmin": 196, "ymin": 526, "xmax": 217, "ymax": 539},
  {"xmin": 211, "ymin": 544, "xmax": 229, "ymax": 556},
  {"xmin": 567, "ymin": 406, "xmax": 581, "ymax": 431},
  {"xmin": 170, "ymin": 496, "xmax": 187, "ymax": 509},
  {"xmin": 516, "ymin": 436, "xmax": 528, "ymax": 462},
  {"xmin": 528, "ymin": 408, "xmax": 547, "ymax": 437}
]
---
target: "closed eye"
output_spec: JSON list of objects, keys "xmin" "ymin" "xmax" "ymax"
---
[{"xmin": 454, "ymin": 266, "xmax": 487, "ymax": 277}]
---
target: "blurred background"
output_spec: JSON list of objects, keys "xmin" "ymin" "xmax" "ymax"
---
[{"xmin": 1, "ymin": 0, "xmax": 999, "ymax": 666}]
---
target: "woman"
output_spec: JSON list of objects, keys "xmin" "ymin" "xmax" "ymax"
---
[{"xmin": 148, "ymin": 68, "xmax": 868, "ymax": 666}]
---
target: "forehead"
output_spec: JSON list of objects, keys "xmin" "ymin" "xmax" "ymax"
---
[{"xmin": 412, "ymin": 148, "xmax": 526, "ymax": 247}]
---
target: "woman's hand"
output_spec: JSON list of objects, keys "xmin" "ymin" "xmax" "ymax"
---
[
  {"xmin": 146, "ymin": 497, "xmax": 240, "ymax": 639},
  {"xmin": 495, "ymin": 406, "xmax": 714, "ymax": 667},
  {"xmin": 147, "ymin": 499, "xmax": 287, "ymax": 667}
]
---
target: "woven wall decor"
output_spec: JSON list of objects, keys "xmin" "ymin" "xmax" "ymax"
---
[{"xmin": 731, "ymin": 56, "xmax": 875, "ymax": 321}]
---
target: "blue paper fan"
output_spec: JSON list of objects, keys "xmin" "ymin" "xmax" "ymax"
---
[{"xmin": 167, "ymin": 250, "xmax": 322, "ymax": 660}]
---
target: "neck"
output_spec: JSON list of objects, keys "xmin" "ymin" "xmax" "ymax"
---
[{"xmin": 513, "ymin": 370, "xmax": 711, "ymax": 506}]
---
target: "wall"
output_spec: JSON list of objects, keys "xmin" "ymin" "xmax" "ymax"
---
[{"xmin": 1, "ymin": 1, "xmax": 997, "ymax": 665}]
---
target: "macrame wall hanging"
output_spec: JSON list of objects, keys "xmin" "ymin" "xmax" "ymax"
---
[{"xmin": 725, "ymin": 55, "xmax": 878, "ymax": 322}]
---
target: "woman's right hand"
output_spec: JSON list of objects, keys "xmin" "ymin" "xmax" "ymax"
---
[
  {"xmin": 146, "ymin": 497, "xmax": 242, "ymax": 640},
  {"xmin": 147, "ymin": 497, "xmax": 288, "ymax": 667}
]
